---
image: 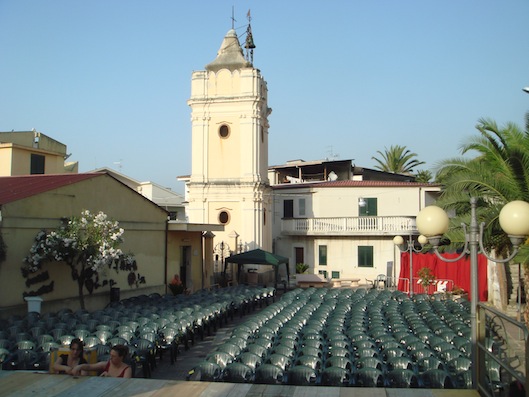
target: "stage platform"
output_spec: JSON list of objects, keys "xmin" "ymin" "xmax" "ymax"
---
[{"xmin": 0, "ymin": 371, "xmax": 480, "ymax": 397}]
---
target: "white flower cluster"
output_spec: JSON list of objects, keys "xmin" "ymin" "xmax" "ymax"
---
[{"xmin": 23, "ymin": 210, "xmax": 130, "ymax": 276}]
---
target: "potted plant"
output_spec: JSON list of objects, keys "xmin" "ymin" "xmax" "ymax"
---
[
  {"xmin": 296, "ymin": 263, "xmax": 309, "ymax": 274},
  {"xmin": 417, "ymin": 267, "xmax": 436, "ymax": 295},
  {"xmin": 450, "ymin": 285, "xmax": 467, "ymax": 300}
]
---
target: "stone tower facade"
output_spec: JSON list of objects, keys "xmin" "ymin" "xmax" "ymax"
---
[{"xmin": 186, "ymin": 29, "xmax": 272, "ymax": 254}]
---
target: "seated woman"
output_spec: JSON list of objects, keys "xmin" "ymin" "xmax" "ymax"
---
[
  {"xmin": 72, "ymin": 344, "xmax": 132, "ymax": 378},
  {"xmin": 52, "ymin": 338, "xmax": 88, "ymax": 375}
]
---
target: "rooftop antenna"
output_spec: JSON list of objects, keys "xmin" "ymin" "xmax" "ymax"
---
[
  {"xmin": 325, "ymin": 146, "xmax": 339, "ymax": 161},
  {"xmin": 113, "ymin": 159, "xmax": 123, "ymax": 171},
  {"xmin": 244, "ymin": 9, "xmax": 255, "ymax": 64}
]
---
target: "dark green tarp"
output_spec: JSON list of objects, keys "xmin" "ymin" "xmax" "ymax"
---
[{"xmin": 225, "ymin": 248, "xmax": 290, "ymax": 288}]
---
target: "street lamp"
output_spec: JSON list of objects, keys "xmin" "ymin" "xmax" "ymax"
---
[
  {"xmin": 416, "ymin": 197, "xmax": 529, "ymax": 388},
  {"xmin": 393, "ymin": 234, "xmax": 429, "ymax": 297}
]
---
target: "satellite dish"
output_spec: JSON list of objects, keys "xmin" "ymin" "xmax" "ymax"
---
[{"xmin": 328, "ymin": 171, "xmax": 338, "ymax": 181}]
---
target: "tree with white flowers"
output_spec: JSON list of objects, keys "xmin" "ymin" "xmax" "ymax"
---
[{"xmin": 23, "ymin": 210, "xmax": 144, "ymax": 309}]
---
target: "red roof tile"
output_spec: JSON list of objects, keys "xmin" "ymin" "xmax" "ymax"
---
[{"xmin": 0, "ymin": 173, "xmax": 102, "ymax": 205}]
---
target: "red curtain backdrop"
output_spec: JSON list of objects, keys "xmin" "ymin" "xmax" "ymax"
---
[{"xmin": 397, "ymin": 252, "xmax": 488, "ymax": 301}]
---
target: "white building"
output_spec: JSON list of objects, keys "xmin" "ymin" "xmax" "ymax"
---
[{"xmin": 269, "ymin": 159, "xmax": 441, "ymax": 285}]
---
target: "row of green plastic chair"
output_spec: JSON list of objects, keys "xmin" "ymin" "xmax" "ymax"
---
[
  {"xmin": 0, "ymin": 285, "xmax": 275, "ymax": 374},
  {"xmin": 190, "ymin": 287, "xmax": 473, "ymax": 388}
]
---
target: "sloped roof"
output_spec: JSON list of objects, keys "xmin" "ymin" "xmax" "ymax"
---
[{"xmin": 0, "ymin": 173, "xmax": 101, "ymax": 205}]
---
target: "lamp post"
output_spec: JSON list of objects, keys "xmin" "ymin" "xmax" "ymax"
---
[
  {"xmin": 393, "ymin": 234, "xmax": 429, "ymax": 297},
  {"xmin": 416, "ymin": 197, "xmax": 529, "ymax": 388}
]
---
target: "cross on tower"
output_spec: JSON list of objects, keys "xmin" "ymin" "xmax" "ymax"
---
[{"xmin": 231, "ymin": 6, "xmax": 236, "ymax": 29}]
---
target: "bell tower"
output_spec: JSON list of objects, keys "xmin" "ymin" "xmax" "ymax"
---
[{"xmin": 186, "ymin": 23, "xmax": 272, "ymax": 253}]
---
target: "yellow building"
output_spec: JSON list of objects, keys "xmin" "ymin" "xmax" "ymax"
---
[{"xmin": 0, "ymin": 130, "xmax": 78, "ymax": 175}]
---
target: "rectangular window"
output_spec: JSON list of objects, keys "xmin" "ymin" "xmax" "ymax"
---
[
  {"xmin": 299, "ymin": 198, "xmax": 306, "ymax": 216},
  {"xmin": 30, "ymin": 154, "xmax": 45, "ymax": 174},
  {"xmin": 359, "ymin": 198, "xmax": 378, "ymax": 216},
  {"xmin": 295, "ymin": 247, "xmax": 304, "ymax": 265},
  {"xmin": 283, "ymin": 199, "xmax": 294, "ymax": 218},
  {"xmin": 319, "ymin": 245, "xmax": 327, "ymax": 266},
  {"xmin": 318, "ymin": 270, "xmax": 328, "ymax": 279},
  {"xmin": 331, "ymin": 271, "xmax": 340, "ymax": 279},
  {"xmin": 358, "ymin": 246, "xmax": 374, "ymax": 267}
]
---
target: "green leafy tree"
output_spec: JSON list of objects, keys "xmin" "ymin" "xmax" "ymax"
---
[
  {"xmin": 434, "ymin": 113, "xmax": 529, "ymax": 321},
  {"xmin": 372, "ymin": 145, "xmax": 425, "ymax": 175},
  {"xmin": 23, "ymin": 210, "xmax": 144, "ymax": 309}
]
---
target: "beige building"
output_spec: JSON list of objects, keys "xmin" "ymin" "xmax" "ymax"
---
[
  {"xmin": 0, "ymin": 130, "xmax": 78, "ymax": 175},
  {"xmin": 184, "ymin": 28, "xmax": 272, "ymax": 262},
  {"xmin": 0, "ymin": 172, "xmax": 222, "ymax": 317},
  {"xmin": 0, "ymin": 130, "xmax": 225, "ymax": 316}
]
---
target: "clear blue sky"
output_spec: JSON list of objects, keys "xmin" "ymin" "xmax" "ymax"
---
[{"xmin": 1, "ymin": 1, "xmax": 528, "ymax": 193}]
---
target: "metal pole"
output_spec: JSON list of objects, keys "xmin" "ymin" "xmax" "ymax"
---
[
  {"xmin": 409, "ymin": 235, "xmax": 414, "ymax": 297},
  {"xmin": 469, "ymin": 197, "xmax": 479, "ymax": 388}
]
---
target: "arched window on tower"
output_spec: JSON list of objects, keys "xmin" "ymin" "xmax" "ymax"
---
[{"xmin": 218, "ymin": 210, "xmax": 230, "ymax": 225}]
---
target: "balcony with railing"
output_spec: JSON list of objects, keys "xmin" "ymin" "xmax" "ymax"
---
[{"xmin": 281, "ymin": 216, "xmax": 417, "ymax": 236}]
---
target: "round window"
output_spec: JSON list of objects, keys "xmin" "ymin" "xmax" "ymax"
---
[
  {"xmin": 219, "ymin": 124, "xmax": 230, "ymax": 138},
  {"xmin": 218, "ymin": 211, "xmax": 230, "ymax": 224}
]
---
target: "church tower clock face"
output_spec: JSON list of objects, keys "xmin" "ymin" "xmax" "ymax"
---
[{"xmin": 186, "ymin": 26, "xmax": 272, "ymax": 252}]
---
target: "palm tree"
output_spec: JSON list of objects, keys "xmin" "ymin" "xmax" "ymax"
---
[
  {"xmin": 415, "ymin": 169, "xmax": 433, "ymax": 183},
  {"xmin": 434, "ymin": 113, "xmax": 529, "ymax": 320},
  {"xmin": 372, "ymin": 145, "xmax": 425, "ymax": 175}
]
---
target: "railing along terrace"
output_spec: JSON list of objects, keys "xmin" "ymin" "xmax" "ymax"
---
[{"xmin": 281, "ymin": 216, "xmax": 417, "ymax": 236}]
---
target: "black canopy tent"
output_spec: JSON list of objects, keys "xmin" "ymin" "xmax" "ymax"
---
[{"xmin": 225, "ymin": 249, "xmax": 290, "ymax": 288}]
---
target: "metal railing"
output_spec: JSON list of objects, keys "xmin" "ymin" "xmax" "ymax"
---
[{"xmin": 477, "ymin": 303, "xmax": 528, "ymax": 397}]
